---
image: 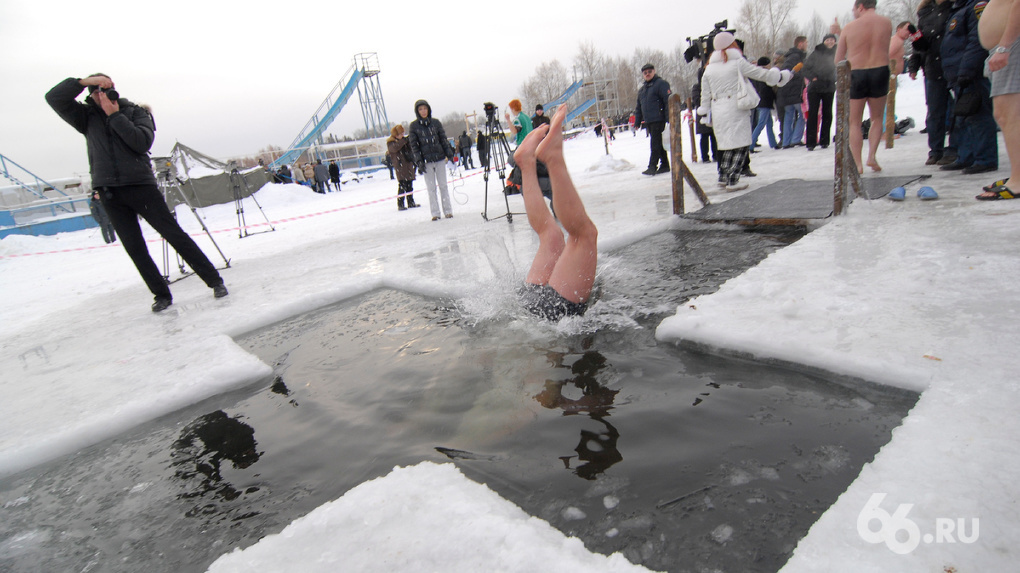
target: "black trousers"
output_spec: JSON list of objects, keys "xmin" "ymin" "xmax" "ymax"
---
[
  {"xmin": 397, "ymin": 179, "xmax": 415, "ymax": 208},
  {"xmin": 646, "ymin": 121, "xmax": 668, "ymax": 169},
  {"xmin": 806, "ymin": 91, "xmax": 834, "ymax": 148},
  {"xmin": 99, "ymin": 183, "xmax": 222, "ymax": 299}
]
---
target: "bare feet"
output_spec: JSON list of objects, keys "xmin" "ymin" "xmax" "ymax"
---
[
  {"xmin": 513, "ymin": 124, "xmax": 550, "ymax": 166},
  {"xmin": 536, "ymin": 106, "xmax": 568, "ymax": 165},
  {"xmin": 867, "ymin": 160, "xmax": 882, "ymax": 172}
]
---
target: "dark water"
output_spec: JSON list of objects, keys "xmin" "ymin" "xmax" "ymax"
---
[{"xmin": 0, "ymin": 228, "xmax": 919, "ymax": 573}]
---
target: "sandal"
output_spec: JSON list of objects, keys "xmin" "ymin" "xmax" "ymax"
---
[
  {"xmin": 976, "ymin": 186, "xmax": 1018, "ymax": 200},
  {"xmin": 983, "ymin": 179, "xmax": 1009, "ymax": 192}
]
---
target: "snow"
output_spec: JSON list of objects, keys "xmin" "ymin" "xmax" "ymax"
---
[
  {"xmin": 206, "ymin": 462, "xmax": 646, "ymax": 573},
  {"xmin": 1, "ymin": 77, "xmax": 1017, "ymax": 571}
]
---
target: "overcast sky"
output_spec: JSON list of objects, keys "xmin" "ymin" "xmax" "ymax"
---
[{"xmin": 2, "ymin": 0, "xmax": 854, "ymax": 180}]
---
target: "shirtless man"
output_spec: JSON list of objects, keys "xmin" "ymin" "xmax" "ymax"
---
[
  {"xmin": 836, "ymin": 0, "xmax": 894, "ymax": 173},
  {"xmin": 890, "ymin": 21, "xmax": 915, "ymax": 75},
  {"xmin": 978, "ymin": 0, "xmax": 1020, "ymax": 199},
  {"xmin": 514, "ymin": 105, "xmax": 598, "ymax": 321}
]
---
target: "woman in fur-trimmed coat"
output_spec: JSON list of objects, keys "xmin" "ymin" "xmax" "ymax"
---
[
  {"xmin": 387, "ymin": 124, "xmax": 419, "ymax": 210},
  {"xmin": 698, "ymin": 32, "xmax": 792, "ymax": 191}
]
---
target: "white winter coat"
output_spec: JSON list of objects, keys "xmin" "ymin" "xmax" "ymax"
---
[{"xmin": 699, "ymin": 48, "xmax": 785, "ymax": 151}]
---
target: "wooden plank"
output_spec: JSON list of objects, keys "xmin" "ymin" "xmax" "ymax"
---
[
  {"xmin": 669, "ymin": 94, "xmax": 685, "ymax": 215},
  {"xmin": 681, "ymin": 160, "xmax": 711, "ymax": 207},
  {"xmin": 885, "ymin": 60, "xmax": 897, "ymax": 149}
]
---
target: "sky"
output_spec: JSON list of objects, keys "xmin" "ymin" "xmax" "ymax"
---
[
  {"xmin": 2, "ymin": 0, "xmax": 855, "ymax": 181},
  {"xmin": 0, "ymin": 79, "xmax": 1015, "ymax": 571}
]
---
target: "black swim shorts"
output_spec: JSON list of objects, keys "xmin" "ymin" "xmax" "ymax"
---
[
  {"xmin": 850, "ymin": 66, "xmax": 891, "ymax": 99},
  {"xmin": 519, "ymin": 283, "xmax": 588, "ymax": 321}
]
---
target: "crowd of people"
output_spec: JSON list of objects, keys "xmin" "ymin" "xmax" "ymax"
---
[
  {"xmin": 51, "ymin": 0, "xmax": 1020, "ymax": 317},
  {"xmin": 625, "ymin": 0, "xmax": 1018, "ymax": 201}
]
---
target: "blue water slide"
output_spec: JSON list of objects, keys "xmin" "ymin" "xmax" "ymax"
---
[
  {"xmin": 542, "ymin": 79, "xmax": 584, "ymax": 110},
  {"xmin": 271, "ymin": 67, "xmax": 365, "ymax": 168},
  {"xmin": 565, "ymin": 98, "xmax": 596, "ymax": 124}
]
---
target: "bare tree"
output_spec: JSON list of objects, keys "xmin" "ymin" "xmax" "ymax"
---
[
  {"xmin": 520, "ymin": 59, "xmax": 570, "ymax": 109},
  {"xmin": 574, "ymin": 40, "xmax": 605, "ymax": 80},
  {"xmin": 612, "ymin": 56, "xmax": 639, "ymax": 114},
  {"xmin": 804, "ymin": 11, "xmax": 829, "ymax": 49},
  {"xmin": 670, "ymin": 44, "xmax": 703, "ymax": 102},
  {"xmin": 879, "ymin": 0, "xmax": 917, "ymax": 25},
  {"xmin": 737, "ymin": 0, "xmax": 800, "ymax": 58}
]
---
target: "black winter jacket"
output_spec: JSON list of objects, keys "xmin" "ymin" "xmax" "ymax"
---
[
  {"xmin": 407, "ymin": 99, "xmax": 455, "ymax": 167},
  {"xmin": 909, "ymin": 0, "xmax": 955, "ymax": 81},
  {"xmin": 776, "ymin": 47, "xmax": 807, "ymax": 107},
  {"xmin": 751, "ymin": 78, "xmax": 777, "ymax": 109},
  {"xmin": 802, "ymin": 44, "xmax": 837, "ymax": 94},
  {"xmin": 633, "ymin": 75, "xmax": 671, "ymax": 125},
  {"xmin": 46, "ymin": 78, "xmax": 157, "ymax": 188},
  {"xmin": 941, "ymin": 0, "xmax": 988, "ymax": 87}
]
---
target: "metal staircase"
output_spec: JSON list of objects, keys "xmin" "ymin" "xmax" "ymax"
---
[{"xmin": 0, "ymin": 153, "xmax": 75, "ymax": 214}]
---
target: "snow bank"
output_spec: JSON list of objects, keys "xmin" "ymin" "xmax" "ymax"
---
[{"xmin": 207, "ymin": 462, "xmax": 652, "ymax": 573}]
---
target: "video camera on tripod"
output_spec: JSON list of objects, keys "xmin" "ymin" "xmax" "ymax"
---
[
  {"xmin": 683, "ymin": 19, "xmax": 738, "ymax": 63},
  {"xmin": 483, "ymin": 102, "xmax": 501, "ymax": 130}
]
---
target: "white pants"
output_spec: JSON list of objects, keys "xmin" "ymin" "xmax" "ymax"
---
[{"xmin": 423, "ymin": 161, "xmax": 452, "ymax": 218}]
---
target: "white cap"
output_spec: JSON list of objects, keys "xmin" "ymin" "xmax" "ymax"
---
[{"xmin": 713, "ymin": 32, "xmax": 736, "ymax": 52}]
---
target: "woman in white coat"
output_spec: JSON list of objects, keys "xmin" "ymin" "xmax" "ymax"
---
[{"xmin": 698, "ymin": 32, "xmax": 793, "ymax": 191}]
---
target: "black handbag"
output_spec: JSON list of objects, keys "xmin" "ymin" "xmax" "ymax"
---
[{"xmin": 954, "ymin": 88, "xmax": 981, "ymax": 117}]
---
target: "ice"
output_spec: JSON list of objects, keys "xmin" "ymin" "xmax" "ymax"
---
[{"xmin": 1, "ymin": 77, "xmax": 1016, "ymax": 571}]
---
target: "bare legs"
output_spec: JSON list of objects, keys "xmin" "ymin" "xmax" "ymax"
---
[
  {"xmin": 849, "ymin": 96, "xmax": 886, "ymax": 173},
  {"xmin": 513, "ymin": 106, "xmax": 598, "ymax": 304},
  {"xmin": 866, "ymin": 96, "xmax": 887, "ymax": 172},
  {"xmin": 985, "ymin": 92, "xmax": 1020, "ymax": 196}
]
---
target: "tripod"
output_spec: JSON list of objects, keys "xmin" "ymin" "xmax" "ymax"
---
[
  {"xmin": 156, "ymin": 169, "xmax": 231, "ymax": 284},
  {"xmin": 228, "ymin": 162, "xmax": 275, "ymax": 238},
  {"xmin": 480, "ymin": 105, "xmax": 522, "ymax": 223}
]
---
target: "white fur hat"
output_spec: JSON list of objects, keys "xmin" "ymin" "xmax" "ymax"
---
[{"xmin": 713, "ymin": 32, "xmax": 736, "ymax": 52}]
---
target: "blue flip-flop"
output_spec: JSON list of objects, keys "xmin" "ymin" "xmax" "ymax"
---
[
  {"xmin": 917, "ymin": 186, "xmax": 939, "ymax": 200},
  {"xmin": 888, "ymin": 186, "xmax": 906, "ymax": 201}
]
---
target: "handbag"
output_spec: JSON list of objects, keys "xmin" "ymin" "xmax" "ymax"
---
[
  {"xmin": 735, "ymin": 65, "xmax": 761, "ymax": 111},
  {"xmin": 954, "ymin": 88, "xmax": 981, "ymax": 117}
]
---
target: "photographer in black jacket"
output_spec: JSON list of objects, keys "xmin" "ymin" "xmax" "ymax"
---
[{"xmin": 46, "ymin": 74, "xmax": 228, "ymax": 313}]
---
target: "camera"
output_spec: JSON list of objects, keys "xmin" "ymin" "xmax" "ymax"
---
[
  {"xmin": 89, "ymin": 86, "xmax": 120, "ymax": 101},
  {"xmin": 684, "ymin": 19, "xmax": 737, "ymax": 63},
  {"xmin": 483, "ymin": 102, "xmax": 499, "ymax": 127}
]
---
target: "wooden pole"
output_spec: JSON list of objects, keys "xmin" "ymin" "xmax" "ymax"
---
[
  {"xmin": 885, "ymin": 61, "xmax": 897, "ymax": 149},
  {"xmin": 669, "ymin": 94, "xmax": 685, "ymax": 215},
  {"xmin": 833, "ymin": 61, "xmax": 862, "ymax": 215},
  {"xmin": 686, "ymin": 97, "xmax": 698, "ymax": 163},
  {"xmin": 680, "ymin": 161, "xmax": 711, "ymax": 208}
]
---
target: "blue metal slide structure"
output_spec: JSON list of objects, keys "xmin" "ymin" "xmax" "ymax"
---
[
  {"xmin": 271, "ymin": 66, "xmax": 365, "ymax": 168},
  {"xmin": 565, "ymin": 98, "xmax": 597, "ymax": 124},
  {"xmin": 541, "ymin": 79, "xmax": 584, "ymax": 110}
]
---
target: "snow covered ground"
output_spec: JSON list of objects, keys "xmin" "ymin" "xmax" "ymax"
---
[{"xmin": 1, "ymin": 78, "xmax": 1017, "ymax": 571}]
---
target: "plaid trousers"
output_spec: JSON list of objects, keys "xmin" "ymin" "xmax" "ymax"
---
[{"xmin": 718, "ymin": 146, "xmax": 749, "ymax": 185}]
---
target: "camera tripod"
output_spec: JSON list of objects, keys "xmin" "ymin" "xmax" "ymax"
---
[
  {"xmin": 480, "ymin": 105, "xmax": 523, "ymax": 223},
  {"xmin": 156, "ymin": 169, "xmax": 231, "ymax": 284},
  {"xmin": 228, "ymin": 162, "xmax": 275, "ymax": 239}
]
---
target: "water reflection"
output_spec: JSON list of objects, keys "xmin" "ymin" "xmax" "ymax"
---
[
  {"xmin": 170, "ymin": 410, "xmax": 260, "ymax": 504},
  {"xmin": 533, "ymin": 350, "xmax": 622, "ymax": 480}
]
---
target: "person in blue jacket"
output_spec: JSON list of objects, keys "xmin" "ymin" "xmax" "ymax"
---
[{"xmin": 939, "ymin": 0, "xmax": 999, "ymax": 175}]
